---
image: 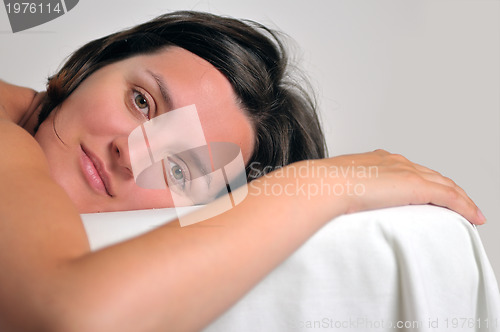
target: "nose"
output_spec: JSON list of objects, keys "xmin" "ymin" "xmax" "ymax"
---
[{"xmin": 111, "ymin": 136, "xmax": 133, "ymax": 178}]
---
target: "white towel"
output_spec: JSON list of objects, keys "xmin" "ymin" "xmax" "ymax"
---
[{"xmin": 82, "ymin": 205, "xmax": 500, "ymax": 332}]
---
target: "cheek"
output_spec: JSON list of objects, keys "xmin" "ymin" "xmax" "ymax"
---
[
  {"xmin": 202, "ymin": 116, "xmax": 255, "ymax": 163},
  {"xmin": 58, "ymin": 92, "xmax": 139, "ymax": 137},
  {"xmin": 121, "ymin": 187, "xmax": 175, "ymax": 210}
]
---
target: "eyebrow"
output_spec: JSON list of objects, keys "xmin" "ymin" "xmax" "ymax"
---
[{"xmin": 147, "ymin": 70, "xmax": 173, "ymax": 111}]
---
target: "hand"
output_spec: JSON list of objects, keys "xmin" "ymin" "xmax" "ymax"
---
[{"xmin": 310, "ymin": 150, "xmax": 485, "ymax": 225}]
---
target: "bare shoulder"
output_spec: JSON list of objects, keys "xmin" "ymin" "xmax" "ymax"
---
[
  {"xmin": 0, "ymin": 119, "xmax": 49, "ymax": 174},
  {"xmin": 0, "ymin": 80, "xmax": 40, "ymax": 127}
]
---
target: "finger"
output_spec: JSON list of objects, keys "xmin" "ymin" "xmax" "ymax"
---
[
  {"xmin": 407, "ymin": 162, "xmax": 485, "ymax": 225},
  {"xmin": 416, "ymin": 169, "xmax": 477, "ymax": 208},
  {"xmin": 419, "ymin": 180, "xmax": 484, "ymax": 225},
  {"xmin": 409, "ymin": 163, "xmax": 476, "ymax": 207}
]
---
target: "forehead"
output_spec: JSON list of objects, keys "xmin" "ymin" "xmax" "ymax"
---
[{"xmin": 117, "ymin": 47, "xmax": 255, "ymax": 163}]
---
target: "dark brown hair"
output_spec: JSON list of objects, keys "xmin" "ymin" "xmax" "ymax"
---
[{"xmin": 38, "ymin": 11, "xmax": 327, "ymax": 180}]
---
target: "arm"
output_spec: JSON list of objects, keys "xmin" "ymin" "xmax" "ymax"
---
[{"xmin": 0, "ymin": 119, "xmax": 483, "ymax": 332}]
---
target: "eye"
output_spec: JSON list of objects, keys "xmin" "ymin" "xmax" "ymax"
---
[
  {"xmin": 171, "ymin": 163, "xmax": 184, "ymax": 180},
  {"xmin": 132, "ymin": 90, "xmax": 150, "ymax": 119},
  {"xmin": 168, "ymin": 159, "xmax": 189, "ymax": 189}
]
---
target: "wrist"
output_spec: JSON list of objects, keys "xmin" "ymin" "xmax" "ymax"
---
[{"xmin": 247, "ymin": 159, "xmax": 351, "ymax": 225}]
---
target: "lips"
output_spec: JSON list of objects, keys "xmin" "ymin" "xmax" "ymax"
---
[{"xmin": 80, "ymin": 145, "xmax": 113, "ymax": 197}]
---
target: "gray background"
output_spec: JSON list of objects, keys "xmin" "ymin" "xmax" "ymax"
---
[{"xmin": 1, "ymin": 0, "xmax": 498, "ymax": 280}]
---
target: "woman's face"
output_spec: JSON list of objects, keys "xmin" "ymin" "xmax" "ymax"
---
[{"xmin": 35, "ymin": 47, "xmax": 255, "ymax": 213}]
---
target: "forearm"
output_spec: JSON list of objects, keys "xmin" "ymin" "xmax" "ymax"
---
[
  {"xmin": 51, "ymin": 171, "xmax": 345, "ymax": 332},
  {"xmin": 5, "ymin": 189, "xmax": 340, "ymax": 332}
]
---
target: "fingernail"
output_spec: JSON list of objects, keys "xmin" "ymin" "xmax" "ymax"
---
[{"xmin": 477, "ymin": 209, "xmax": 486, "ymax": 224}]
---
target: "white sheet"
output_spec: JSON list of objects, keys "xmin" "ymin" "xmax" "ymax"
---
[{"xmin": 81, "ymin": 205, "xmax": 500, "ymax": 332}]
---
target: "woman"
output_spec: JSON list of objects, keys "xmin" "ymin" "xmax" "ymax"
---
[{"xmin": 0, "ymin": 11, "xmax": 484, "ymax": 332}]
